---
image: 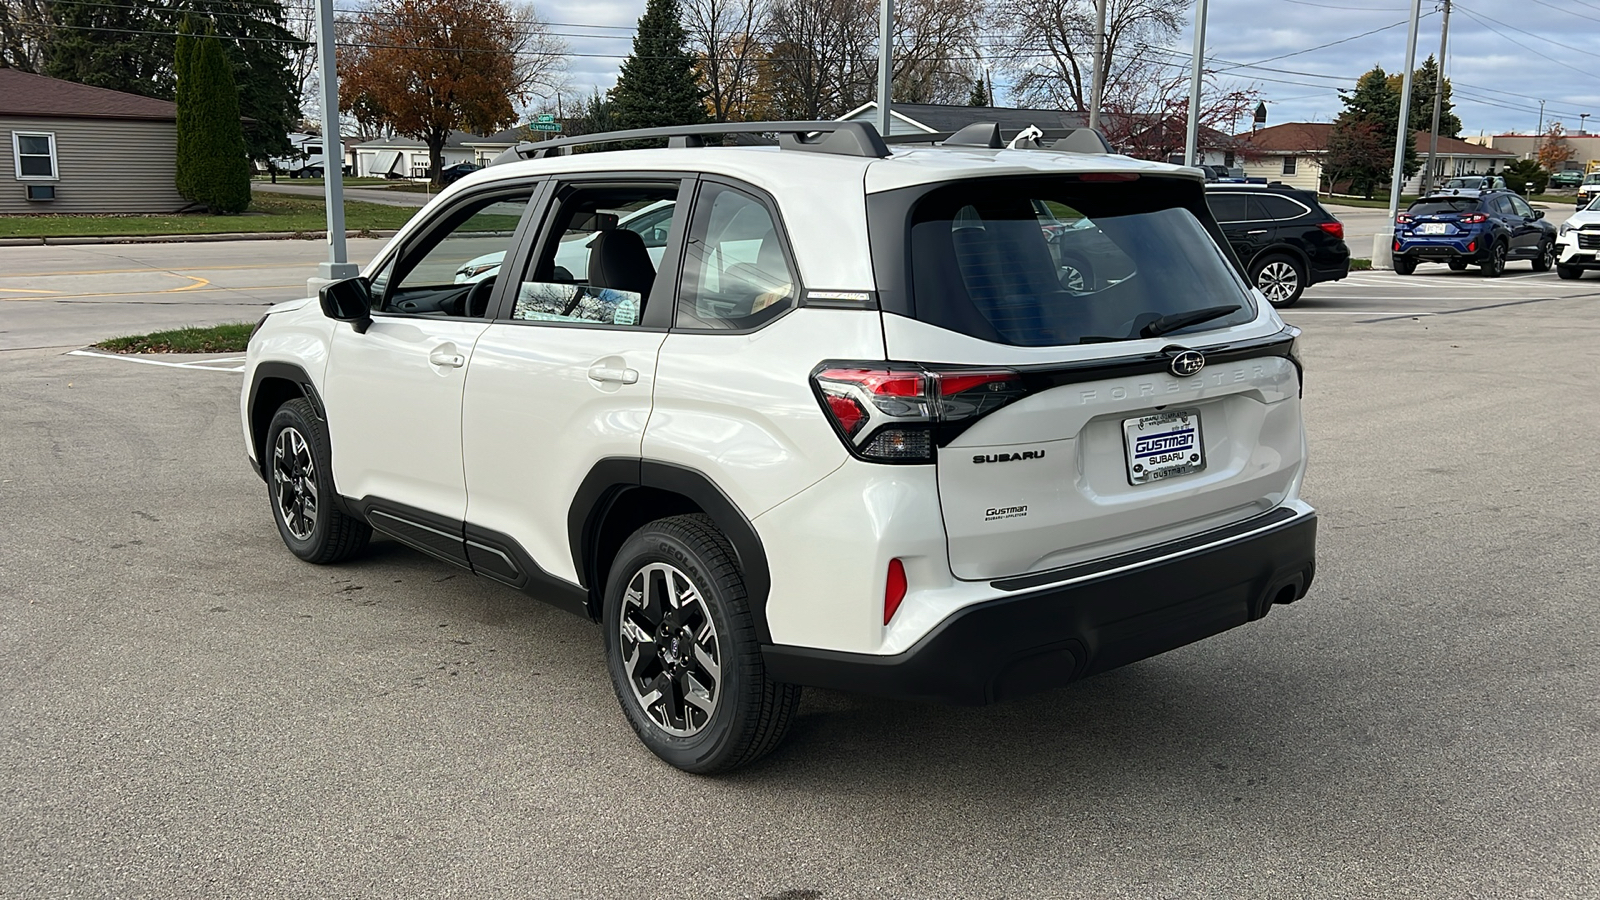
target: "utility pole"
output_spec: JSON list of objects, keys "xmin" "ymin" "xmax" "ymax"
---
[
  {"xmin": 1537, "ymin": 99, "xmax": 1546, "ymax": 135},
  {"xmin": 313, "ymin": 0, "xmax": 357, "ymax": 289},
  {"xmin": 1089, "ymin": 0, "xmax": 1106, "ymax": 132},
  {"xmin": 876, "ymin": 0, "xmax": 894, "ymax": 136},
  {"xmin": 1375, "ymin": 0, "xmax": 1423, "ymax": 269},
  {"xmin": 1184, "ymin": 0, "xmax": 1210, "ymax": 167},
  {"xmin": 1581, "ymin": 112, "xmax": 1590, "ymax": 134},
  {"xmin": 1422, "ymin": 0, "xmax": 1450, "ymax": 196}
]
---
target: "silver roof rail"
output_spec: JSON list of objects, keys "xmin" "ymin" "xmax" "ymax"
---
[
  {"xmin": 879, "ymin": 123, "xmax": 1112, "ymax": 154},
  {"xmin": 491, "ymin": 120, "xmax": 891, "ymax": 165}
]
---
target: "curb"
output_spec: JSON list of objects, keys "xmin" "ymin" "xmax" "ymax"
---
[{"xmin": 0, "ymin": 230, "xmax": 399, "ymax": 248}]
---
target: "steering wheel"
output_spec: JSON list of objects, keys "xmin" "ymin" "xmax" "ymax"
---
[{"xmin": 463, "ymin": 277, "xmax": 496, "ymax": 317}]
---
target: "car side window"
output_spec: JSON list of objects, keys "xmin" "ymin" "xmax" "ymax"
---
[
  {"xmin": 511, "ymin": 183, "xmax": 681, "ymax": 326},
  {"xmin": 677, "ymin": 184, "xmax": 798, "ymax": 330},
  {"xmin": 1490, "ymin": 196, "xmax": 1515, "ymax": 217},
  {"xmin": 375, "ymin": 190, "xmax": 533, "ymax": 317},
  {"xmin": 1206, "ymin": 194, "xmax": 1249, "ymax": 223},
  {"xmin": 1510, "ymin": 196, "xmax": 1535, "ymax": 218},
  {"xmin": 1256, "ymin": 195, "xmax": 1306, "ymax": 220}
]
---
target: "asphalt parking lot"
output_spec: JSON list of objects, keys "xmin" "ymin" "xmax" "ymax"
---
[{"xmin": 2, "ymin": 244, "xmax": 1598, "ymax": 898}]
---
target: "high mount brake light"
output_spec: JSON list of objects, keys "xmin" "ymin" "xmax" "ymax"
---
[
  {"xmin": 1319, "ymin": 220, "xmax": 1345, "ymax": 239},
  {"xmin": 1077, "ymin": 173, "xmax": 1140, "ymax": 182},
  {"xmin": 812, "ymin": 366, "xmax": 1025, "ymax": 463}
]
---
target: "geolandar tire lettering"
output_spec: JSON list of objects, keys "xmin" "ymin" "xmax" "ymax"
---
[
  {"xmin": 264, "ymin": 398, "xmax": 371, "ymax": 564},
  {"xmin": 602, "ymin": 514, "xmax": 800, "ymax": 774}
]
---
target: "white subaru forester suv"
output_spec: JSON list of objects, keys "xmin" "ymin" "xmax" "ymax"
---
[{"xmin": 242, "ymin": 121, "xmax": 1317, "ymax": 773}]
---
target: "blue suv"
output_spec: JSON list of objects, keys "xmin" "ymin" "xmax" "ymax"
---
[{"xmin": 1393, "ymin": 191, "xmax": 1557, "ymax": 277}]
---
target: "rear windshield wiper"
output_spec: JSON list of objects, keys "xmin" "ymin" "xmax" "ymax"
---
[{"xmin": 1139, "ymin": 304, "xmax": 1242, "ymax": 339}]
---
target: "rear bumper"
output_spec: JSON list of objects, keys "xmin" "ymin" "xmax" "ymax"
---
[
  {"xmin": 1394, "ymin": 236, "xmax": 1484, "ymax": 260},
  {"xmin": 763, "ymin": 509, "xmax": 1317, "ymax": 705}
]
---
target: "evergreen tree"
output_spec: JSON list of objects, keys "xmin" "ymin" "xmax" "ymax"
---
[
  {"xmin": 44, "ymin": 0, "xmax": 172, "ymax": 98},
  {"xmin": 968, "ymin": 78, "xmax": 990, "ymax": 107},
  {"xmin": 188, "ymin": 0, "xmax": 303, "ymax": 167},
  {"xmin": 1326, "ymin": 66, "xmax": 1418, "ymax": 198},
  {"xmin": 174, "ymin": 18, "xmax": 197, "ymax": 200},
  {"xmin": 179, "ymin": 27, "xmax": 252, "ymax": 214},
  {"xmin": 611, "ymin": 0, "xmax": 707, "ymax": 132},
  {"xmin": 1387, "ymin": 56, "xmax": 1461, "ymax": 140}
]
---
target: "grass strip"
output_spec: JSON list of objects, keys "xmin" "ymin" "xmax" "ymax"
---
[
  {"xmin": 95, "ymin": 323, "xmax": 255, "ymax": 354},
  {"xmin": 0, "ymin": 194, "xmax": 418, "ymax": 238}
]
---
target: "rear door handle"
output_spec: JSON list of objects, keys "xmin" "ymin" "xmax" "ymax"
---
[
  {"xmin": 588, "ymin": 365, "xmax": 639, "ymax": 385},
  {"xmin": 429, "ymin": 346, "xmax": 466, "ymax": 368}
]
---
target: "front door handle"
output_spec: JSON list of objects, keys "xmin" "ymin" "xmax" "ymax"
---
[
  {"xmin": 588, "ymin": 365, "xmax": 639, "ymax": 385},
  {"xmin": 1246, "ymin": 229, "xmax": 1268, "ymax": 235},
  {"xmin": 429, "ymin": 346, "xmax": 466, "ymax": 368}
]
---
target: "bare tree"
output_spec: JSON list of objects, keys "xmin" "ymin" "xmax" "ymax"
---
[
  {"xmin": 761, "ymin": 0, "xmax": 875, "ymax": 120},
  {"xmin": 891, "ymin": 0, "xmax": 983, "ymax": 105},
  {"xmin": 0, "ymin": 0, "xmax": 53, "ymax": 72},
  {"xmin": 682, "ymin": 0, "xmax": 768, "ymax": 121},
  {"xmin": 994, "ymin": 0, "xmax": 1186, "ymax": 115}
]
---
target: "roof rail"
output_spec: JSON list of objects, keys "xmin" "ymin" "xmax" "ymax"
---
[
  {"xmin": 880, "ymin": 124, "xmax": 1112, "ymax": 154},
  {"xmin": 492, "ymin": 120, "xmax": 891, "ymax": 164}
]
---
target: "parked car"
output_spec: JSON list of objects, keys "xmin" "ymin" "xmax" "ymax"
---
[
  {"xmin": 1554, "ymin": 194, "xmax": 1600, "ymax": 278},
  {"xmin": 1438, "ymin": 175, "xmax": 1506, "ymax": 193},
  {"xmin": 1548, "ymin": 170, "xmax": 1583, "ymax": 189},
  {"xmin": 242, "ymin": 120, "xmax": 1316, "ymax": 773},
  {"xmin": 1205, "ymin": 184, "xmax": 1350, "ymax": 307},
  {"xmin": 1392, "ymin": 190, "xmax": 1557, "ymax": 276},
  {"xmin": 439, "ymin": 162, "xmax": 483, "ymax": 185},
  {"xmin": 1577, "ymin": 173, "xmax": 1600, "ymax": 207}
]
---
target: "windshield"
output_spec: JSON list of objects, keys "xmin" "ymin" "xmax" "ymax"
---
[
  {"xmin": 1409, "ymin": 198, "xmax": 1480, "ymax": 215},
  {"xmin": 1585, "ymin": 174, "xmax": 1600, "ymax": 185},
  {"xmin": 892, "ymin": 176, "xmax": 1255, "ymax": 347},
  {"xmin": 1443, "ymin": 178, "xmax": 1479, "ymax": 188}
]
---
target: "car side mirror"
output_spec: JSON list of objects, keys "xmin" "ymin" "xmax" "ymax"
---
[
  {"xmin": 1533, "ymin": 209, "xmax": 1545, "ymax": 219},
  {"xmin": 319, "ymin": 277, "xmax": 373, "ymax": 333}
]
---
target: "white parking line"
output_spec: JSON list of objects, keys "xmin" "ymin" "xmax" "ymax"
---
[{"xmin": 67, "ymin": 349, "xmax": 246, "ymax": 373}]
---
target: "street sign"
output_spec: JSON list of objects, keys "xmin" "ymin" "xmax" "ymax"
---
[
  {"xmin": 536, "ymin": 114, "xmax": 555, "ymax": 124},
  {"xmin": 533, "ymin": 122, "xmax": 562, "ymax": 132}
]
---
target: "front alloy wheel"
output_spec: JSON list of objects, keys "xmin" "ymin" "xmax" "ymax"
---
[
  {"xmin": 272, "ymin": 426, "xmax": 318, "ymax": 541},
  {"xmin": 617, "ymin": 562, "xmax": 723, "ymax": 737},
  {"xmin": 263, "ymin": 398, "xmax": 370, "ymax": 563},
  {"xmin": 1533, "ymin": 240, "xmax": 1555, "ymax": 272}
]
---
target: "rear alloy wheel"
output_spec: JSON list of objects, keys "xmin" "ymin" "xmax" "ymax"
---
[
  {"xmin": 1057, "ymin": 254, "xmax": 1094, "ymax": 294},
  {"xmin": 1447, "ymin": 259, "xmax": 1469, "ymax": 271},
  {"xmin": 265, "ymin": 398, "xmax": 370, "ymax": 563},
  {"xmin": 1251, "ymin": 254, "xmax": 1305, "ymax": 308},
  {"xmin": 603, "ymin": 514, "xmax": 800, "ymax": 774},
  {"xmin": 1532, "ymin": 239, "xmax": 1555, "ymax": 272},
  {"xmin": 1481, "ymin": 241, "xmax": 1507, "ymax": 278},
  {"xmin": 1558, "ymin": 264, "xmax": 1582, "ymax": 280},
  {"xmin": 1393, "ymin": 256, "xmax": 1417, "ymax": 276}
]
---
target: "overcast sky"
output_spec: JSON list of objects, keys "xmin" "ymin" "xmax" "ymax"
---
[{"xmin": 531, "ymin": 0, "xmax": 1600, "ymax": 137}]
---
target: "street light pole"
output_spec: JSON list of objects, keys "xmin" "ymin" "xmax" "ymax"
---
[
  {"xmin": 1184, "ymin": 0, "xmax": 1210, "ymax": 167},
  {"xmin": 314, "ymin": 0, "xmax": 357, "ymax": 286},
  {"xmin": 1422, "ymin": 0, "xmax": 1450, "ymax": 196},
  {"xmin": 876, "ymin": 0, "xmax": 894, "ymax": 136},
  {"xmin": 1375, "ymin": 0, "xmax": 1423, "ymax": 269},
  {"xmin": 1581, "ymin": 113, "xmax": 1590, "ymax": 134},
  {"xmin": 1089, "ymin": 0, "xmax": 1106, "ymax": 133}
]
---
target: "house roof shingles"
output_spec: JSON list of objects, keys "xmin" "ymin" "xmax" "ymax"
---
[
  {"xmin": 1237, "ymin": 121, "xmax": 1513, "ymax": 158},
  {"xmin": 0, "ymin": 68, "xmax": 178, "ymax": 121}
]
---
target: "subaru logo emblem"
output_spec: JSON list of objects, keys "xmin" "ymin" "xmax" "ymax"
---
[{"xmin": 1170, "ymin": 349, "xmax": 1206, "ymax": 377}]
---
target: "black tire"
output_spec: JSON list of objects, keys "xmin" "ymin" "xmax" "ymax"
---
[
  {"xmin": 603, "ymin": 514, "xmax": 800, "ymax": 774},
  {"xmin": 1481, "ymin": 241, "xmax": 1507, "ymax": 278},
  {"xmin": 264, "ymin": 398, "xmax": 370, "ymax": 563},
  {"xmin": 1251, "ymin": 253, "xmax": 1305, "ymax": 308},
  {"xmin": 1056, "ymin": 254, "xmax": 1094, "ymax": 293},
  {"xmin": 1447, "ymin": 259, "xmax": 1469, "ymax": 271},
  {"xmin": 1393, "ymin": 256, "xmax": 1417, "ymax": 276},
  {"xmin": 1532, "ymin": 239, "xmax": 1555, "ymax": 272},
  {"xmin": 1558, "ymin": 264, "xmax": 1583, "ymax": 280}
]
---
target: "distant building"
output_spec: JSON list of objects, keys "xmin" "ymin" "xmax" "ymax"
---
[
  {"xmin": 1236, "ymin": 122, "xmax": 1514, "ymax": 193},
  {"xmin": 0, "ymin": 68, "xmax": 185, "ymax": 214},
  {"xmin": 1467, "ymin": 133, "xmax": 1600, "ymax": 171}
]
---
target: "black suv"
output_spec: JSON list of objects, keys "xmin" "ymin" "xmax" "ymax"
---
[
  {"xmin": 1392, "ymin": 190, "xmax": 1557, "ymax": 277},
  {"xmin": 1205, "ymin": 185, "xmax": 1350, "ymax": 307}
]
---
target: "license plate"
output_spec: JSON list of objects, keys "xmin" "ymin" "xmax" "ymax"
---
[
  {"xmin": 1419, "ymin": 222, "xmax": 1450, "ymax": 235},
  {"xmin": 1123, "ymin": 410, "xmax": 1205, "ymax": 484}
]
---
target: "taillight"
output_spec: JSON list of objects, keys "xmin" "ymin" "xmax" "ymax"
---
[
  {"xmin": 884, "ymin": 558, "xmax": 907, "ymax": 625},
  {"xmin": 1319, "ymin": 220, "xmax": 1345, "ymax": 239},
  {"xmin": 1461, "ymin": 213, "xmax": 1488, "ymax": 224},
  {"xmin": 812, "ymin": 364, "xmax": 1025, "ymax": 463},
  {"xmin": 1396, "ymin": 214, "xmax": 1414, "ymax": 225}
]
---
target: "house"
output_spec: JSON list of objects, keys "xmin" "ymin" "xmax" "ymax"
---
[
  {"xmin": 1235, "ymin": 122, "xmax": 1515, "ymax": 193},
  {"xmin": 836, "ymin": 102, "xmax": 1234, "ymax": 164},
  {"xmin": 0, "ymin": 68, "xmax": 185, "ymax": 214}
]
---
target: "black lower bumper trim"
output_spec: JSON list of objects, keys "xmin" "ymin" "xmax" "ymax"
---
[{"xmin": 762, "ymin": 512, "xmax": 1317, "ymax": 705}]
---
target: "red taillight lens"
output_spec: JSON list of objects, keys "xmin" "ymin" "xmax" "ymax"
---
[
  {"xmin": 812, "ymin": 365, "xmax": 1024, "ymax": 463},
  {"xmin": 1319, "ymin": 220, "xmax": 1345, "ymax": 239},
  {"xmin": 884, "ymin": 558, "xmax": 907, "ymax": 625},
  {"xmin": 825, "ymin": 394, "xmax": 867, "ymax": 438},
  {"xmin": 1461, "ymin": 213, "xmax": 1488, "ymax": 224},
  {"xmin": 1395, "ymin": 214, "xmax": 1413, "ymax": 225}
]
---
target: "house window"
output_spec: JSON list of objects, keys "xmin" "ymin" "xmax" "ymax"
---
[
  {"xmin": 1223, "ymin": 151, "xmax": 1236, "ymax": 167},
  {"xmin": 13, "ymin": 132, "xmax": 58, "ymax": 180},
  {"xmin": 1282, "ymin": 155, "xmax": 1297, "ymax": 176}
]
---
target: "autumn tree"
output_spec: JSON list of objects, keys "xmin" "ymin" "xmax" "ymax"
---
[
  {"xmin": 1324, "ymin": 66, "xmax": 1416, "ymax": 198},
  {"xmin": 612, "ymin": 0, "xmax": 709, "ymax": 131},
  {"xmin": 682, "ymin": 0, "xmax": 768, "ymax": 122},
  {"xmin": 1098, "ymin": 70, "xmax": 1258, "ymax": 161},
  {"xmin": 1538, "ymin": 121, "xmax": 1574, "ymax": 172},
  {"xmin": 340, "ymin": 0, "xmax": 566, "ymax": 182},
  {"xmin": 1322, "ymin": 119, "xmax": 1389, "ymax": 197},
  {"xmin": 994, "ymin": 0, "xmax": 1186, "ymax": 115}
]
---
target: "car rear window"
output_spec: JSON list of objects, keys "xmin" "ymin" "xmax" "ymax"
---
[
  {"xmin": 883, "ymin": 176, "xmax": 1255, "ymax": 347},
  {"xmin": 1409, "ymin": 198, "xmax": 1480, "ymax": 215}
]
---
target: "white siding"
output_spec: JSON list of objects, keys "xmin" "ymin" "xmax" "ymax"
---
[
  {"xmin": 1, "ymin": 116, "xmax": 184, "ymax": 214},
  {"xmin": 1240, "ymin": 154, "xmax": 1323, "ymax": 192}
]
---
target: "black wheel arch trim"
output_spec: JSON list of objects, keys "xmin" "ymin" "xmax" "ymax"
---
[
  {"xmin": 569, "ymin": 458, "xmax": 773, "ymax": 640},
  {"xmin": 248, "ymin": 361, "xmax": 323, "ymax": 480}
]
